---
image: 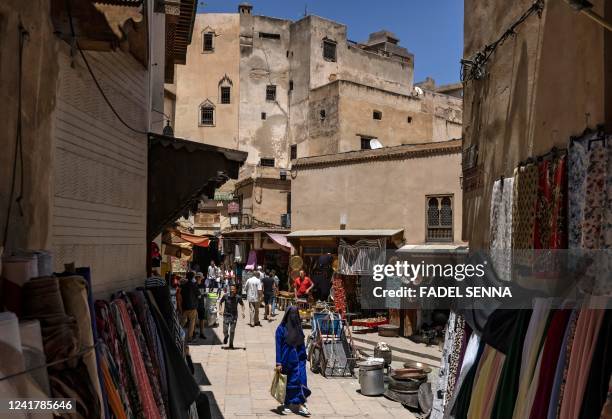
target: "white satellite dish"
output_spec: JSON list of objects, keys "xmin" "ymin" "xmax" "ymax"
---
[
  {"xmin": 370, "ymin": 139, "xmax": 383, "ymax": 149},
  {"xmin": 412, "ymin": 86, "xmax": 424, "ymax": 97}
]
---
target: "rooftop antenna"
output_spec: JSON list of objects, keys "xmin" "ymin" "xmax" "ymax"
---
[{"xmin": 304, "ymin": 4, "xmax": 307, "ymax": 17}]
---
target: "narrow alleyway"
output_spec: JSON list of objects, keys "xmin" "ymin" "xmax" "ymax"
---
[{"xmin": 189, "ymin": 314, "xmax": 417, "ymax": 419}]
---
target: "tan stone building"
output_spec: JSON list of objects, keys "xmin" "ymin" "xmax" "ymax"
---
[
  {"xmin": 289, "ymin": 139, "xmax": 464, "ymax": 247},
  {"xmin": 170, "ymin": 4, "xmax": 463, "ymax": 240}
]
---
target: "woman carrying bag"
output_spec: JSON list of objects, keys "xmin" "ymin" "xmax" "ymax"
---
[{"xmin": 274, "ymin": 306, "xmax": 311, "ymax": 416}]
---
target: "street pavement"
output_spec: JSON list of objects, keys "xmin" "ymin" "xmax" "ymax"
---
[{"xmin": 188, "ymin": 311, "xmax": 417, "ymax": 419}]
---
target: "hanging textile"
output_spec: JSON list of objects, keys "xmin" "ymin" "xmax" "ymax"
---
[
  {"xmin": 489, "ymin": 177, "xmax": 514, "ymax": 281},
  {"xmin": 431, "ymin": 312, "xmax": 458, "ymax": 418},
  {"xmin": 338, "ymin": 238, "xmax": 386, "ymax": 275},
  {"xmin": 112, "ymin": 299, "xmax": 161, "ymax": 419},
  {"xmin": 511, "ymin": 163, "xmax": 538, "ymax": 253},
  {"xmin": 579, "ymin": 140, "xmax": 612, "ymax": 295},
  {"xmin": 145, "ymin": 291, "xmax": 200, "ymax": 419},
  {"xmin": 512, "ymin": 299, "xmax": 552, "ymax": 419},
  {"xmin": 578, "ymin": 309, "xmax": 612, "ymax": 419},
  {"xmin": 445, "ymin": 332, "xmax": 481, "ymax": 418},
  {"xmin": 558, "ymin": 308, "xmax": 605, "ymax": 419},
  {"xmin": 466, "ymin": 344, "xmax": 506, "ymax": 419},
  {"xmin": 568, "ymin": 138, "xmax": 589, "ymax": 249},
  {"xmin": 528, "ymin": 309, "xmax": 572, "ymax": 419}
]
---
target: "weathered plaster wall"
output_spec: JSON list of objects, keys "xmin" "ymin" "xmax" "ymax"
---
[
  {"xmin": 174, "ymin": 14, "xmax": 240, "ymax": 148},
  {"xmin": 291, "ymin": 152, "xmax": 464, "ymax": 244},
  {"xmin": 305, "ymin": 15, "xmax": 413, "ymax": 95},
  {"xmin": 236, "ymin": 178, "xmax": 290, "ymax": 226},
  {"xmin": 462, "ymin": 0, "xmax": 608, "ymax": 248},
  {"xmin": 239, "ymin": 15, "xmax": 291, "ymax": 167},
  {"xmin": 0, "ymin": 0, "xmax": 58, "ymax": 253}
]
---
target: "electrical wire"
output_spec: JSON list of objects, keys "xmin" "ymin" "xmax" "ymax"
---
[
  {"xmin": 65, "ymin": 0, "xmax": 148, "ymax": 136},
  {"xmin": 2, "ymin": 23, "xmax": 28, "ymax": 249},
  {"xmin": 461, "ymin": 0, "xmax": 545, "ymax": 82}
]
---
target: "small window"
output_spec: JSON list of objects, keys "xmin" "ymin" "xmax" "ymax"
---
[
  {"xmin": 259, "ymin": 32, "xmax": 281, "ymax": 40},
  {"xmin": 220, "ymin": 86, "xmax": 231, "ymax": 104},
  {"xmin": 373, "ymin": 110, "xmax": 382, "ymax": 120},
  {"xmin": 266, "ymin": 85, "xmax": 277, "ymax": 101},
  {"xmin": 286, "ymin": 50, "xmax": 289, "ymax": 58},
  {"xmin": 320, "ymin": 109, "xmax": 326, "ymax": 120},
  {"xmin": 260, "ymin": 158, "xmax": 275, "ymax": 167},
  {"xmin": 323, "ymin": 39, "xmax": 337, "ymax": 62},
  {"xmin": 360, "ymin": 137, "xmax": 372, "ymax": 150},
  {"xmin": 290, "ymin": 144, "xmax": 297, "ymax": 160},
  {"xmin": 289, "ymin": 80, "xmax": 294, "ymax": 91},
  {"xmin": 261, "ymin": 112, "xmax": 267, "ymax": 120},
  {"xmin": 203, "ymin": 32, "xmax": 214, "ymax": 52},
  {"xmin": 407, "ymin": 116, "xmax": 413, "ymax": 123},
  {"xmin": 200, "ymin": 104, "xmax": 214, "ymax": 126},
  {"xmin": 426, "ymin": 195, "xmax": 453, "ymax": 242}
]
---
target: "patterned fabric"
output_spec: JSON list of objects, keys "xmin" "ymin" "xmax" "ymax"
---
[
  {"xmin": 446, "ymin": 315, "xmax": 466, "ymax": 402},
  {"xmin": 512, "ymin": 164, "xmax": 538, "ymax": 270},
  {"xmin": 568, "ymin": 139, "xmax": 588, "ymax": 249},
  {"xmin": 489, "ymin": 177, "xmax": 514, "ymax": 281},
  {"xmin": 126, "ymin": 292, "xmax": 168, "ymax": 418},
  {"xmin": 554, "ymin": 309, "xmax": 579, "ymax": 419},
  {"xmin": 580, "ymin": 140, "xmax": 612, "ymax": 295}
]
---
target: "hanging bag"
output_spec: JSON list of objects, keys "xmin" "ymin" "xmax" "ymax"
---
[{"xmin": 270, "ymin": 369, "xmax": 287, "ymax": 404}]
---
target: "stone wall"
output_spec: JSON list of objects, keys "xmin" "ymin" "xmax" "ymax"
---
[
  {"xmin": 462, "ymin": 0, "xmax": 609, "ymax": 248},
  {"xmin": 291, "ymin": 146, "xmax": 464, "ymax": 244},
  {"xmin": 0, "ymin": 0, "xmax": 58, "ymax": 252},
  {"xmin": 174, "ymin": 13, "xmax": 240, "ymax": 148}
]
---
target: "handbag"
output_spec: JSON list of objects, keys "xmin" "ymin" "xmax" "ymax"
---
[{"xmin": 270, "ymin": 369, "xmax": 287, "ymax": 404}]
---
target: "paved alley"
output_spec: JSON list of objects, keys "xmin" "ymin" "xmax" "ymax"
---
[{"xmin": 189, "ymin": 314, "xmax": 418, "ymax": 419}]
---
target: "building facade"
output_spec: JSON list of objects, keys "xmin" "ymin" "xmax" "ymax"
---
[{"xmin": 173, "ymin": 4, "xmax": 462, "ymax": 170}]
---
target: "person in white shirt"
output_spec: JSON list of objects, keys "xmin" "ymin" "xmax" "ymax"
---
[
  {"xmin": 207, "ymin": 261, "xmax": 218, "ymax": 292},
  {"xmin": 244, "ymin": 271, "xmax": 263, "ymax": 326}
]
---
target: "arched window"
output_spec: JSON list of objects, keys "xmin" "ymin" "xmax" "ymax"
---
[
  {"xmin": 218, "ymin": 75, "xmax": 233, "ymax": 104},
  {"xmin": 199, "ymin": 100, "xmax": 215, "ymax": 126},
  {"xmin": 426, "ymin": 195, "xmax": 453, "ymax": 242}
]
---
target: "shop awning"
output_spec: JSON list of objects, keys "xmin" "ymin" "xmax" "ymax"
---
[
  {"xmin": 174, "ymin": 231, "xmax": 211, "ymax": 247},
  {"xmin": 287, "ymin": 229, "xmax": 404, "ymax": 238},
  {"xmin": 396, "ymin": 243, "xmax": 469, "ymax": 254},
  {"xmin": 266, "ymin": 232, "xmax": 294, "ymax": 251},
  {"xmin": 147, "ymin": 133, "xmax": 247, "ymax": 241}
]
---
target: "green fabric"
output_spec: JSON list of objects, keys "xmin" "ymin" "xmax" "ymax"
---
[{"xmin": 490, "ymin": 310, "xmax": 533, "ymax": 419}]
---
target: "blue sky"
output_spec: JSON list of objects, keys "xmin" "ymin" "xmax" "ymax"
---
[{"xmin": 196, "ymin": 0, "xmax": 464, "ymax": 86}]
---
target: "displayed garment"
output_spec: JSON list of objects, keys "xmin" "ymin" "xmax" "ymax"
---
[
  {"xmin": 145, "ymin": 290, "xmax": 200, "ymax": 419},
  {"xmin": 467, "ymin": 344, "xmax": 506, "ymax": 419},
  {"xmin": 568, "ymin": 138, "xmax": 588, "ymax": 249},
  {"xmin": 546, "ymin": 309, "xmax": 577, "ymax": 419},
  {"xmin": 489, "ymin": 177, "xmax": 514, "ymax": 281},
  {"xmin": 579, "ymin": 310, "xmax": 612, "ymax": 419},
  {"xmin": 431, "ymin": 312, "xmax": 457, "ymax": 419},
  {"xmin": 558, "ymin": 308, "xmax": 606, "ymax": 419},
  {"xmin": 511, "ymin": 163, "xmax": 538, "ymax": 260},
  {"xmin": 528, "ymin": 309, "xmax": 572, "ymax": 419},
  {"xmin": 445, "ymin": 332, "xmax": 481, "ymax": 417},
  {"xmin": 512, "ymin": 299, "xmax": 552, "ymax": 419},
  {"xmin": 338, "ymin": 238, "xmax": 386, "ymax": 275}
]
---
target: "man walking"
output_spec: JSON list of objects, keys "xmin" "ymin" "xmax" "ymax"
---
[
  {"xmin": 207, "ymin": 260, "xmax": 219, "ymax": 292},
  {"xmin": 245, "ymin": 271, "xmax": 263, "ymax": 326},
  {"xmin": 218, "ymin": 285, "xmax": 244, "ymax": 349},
  {"xmin": 262, "ymin": 270, "xmax": 276, "ymax": 321},
  {"xmin": 181, "ymin": 271, "xmax": 199, "ymax": 342},
  {"xmin": 271, "ymin": 269, "xmax": 280, "ymax": 316}
]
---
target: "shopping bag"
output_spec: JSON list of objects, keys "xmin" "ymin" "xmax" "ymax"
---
[{"xmin": 270, "ymin": 369, "xmax": 287, "ymax": 404}]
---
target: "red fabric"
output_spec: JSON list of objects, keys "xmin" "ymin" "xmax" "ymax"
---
[
  {"xmin": 115, "ymin": 299, "xmax": 161, "ymax": 419},
  {"xmin": 293, "ymin": 276, "xmax": 313, "ymax": 297},
  {"xmin": 529, "ymin": 309, "xmax": 572, "ymax": 419}
]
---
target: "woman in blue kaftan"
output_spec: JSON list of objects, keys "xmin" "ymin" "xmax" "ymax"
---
[{"xmin": 275, "ymin": 306, "xmax": 311, "ymax": 416}]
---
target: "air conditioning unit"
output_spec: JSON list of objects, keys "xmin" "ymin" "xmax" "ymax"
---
[{"xmin": 281, "ymin": 213, "xmax": 291, "ymax": 228}]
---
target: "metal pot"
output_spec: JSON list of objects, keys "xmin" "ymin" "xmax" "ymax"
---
[
  {"xmin": 378, "ymin": 324, "xmax": 399, "ymax": 337},
  {"xmin": 358, "ymin": 359, "xmax": 385, "ymax": 396}
]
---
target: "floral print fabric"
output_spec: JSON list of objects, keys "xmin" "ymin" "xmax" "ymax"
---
[{"xmin": 490, "ymin": 177, "xmax": 514, "ymax": 281}]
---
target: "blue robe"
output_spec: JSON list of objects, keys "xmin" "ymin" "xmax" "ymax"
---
[{"xmin": 275, "ymin": 324, "xmax": 311, "ymax": 405}]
